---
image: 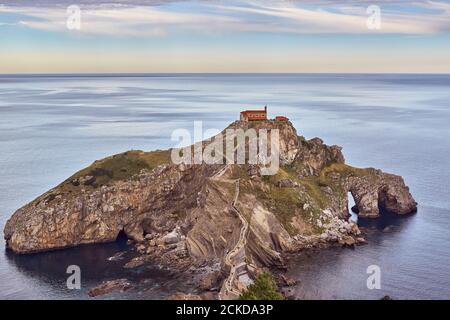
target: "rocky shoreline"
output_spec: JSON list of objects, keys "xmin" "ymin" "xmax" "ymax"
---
[{"xmin": 3, "ymin": 119, "xmax": 417, "ymax": 299}]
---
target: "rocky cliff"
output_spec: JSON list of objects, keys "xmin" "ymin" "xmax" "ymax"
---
[{"xmin": 3, "ymin": 119, "xmax": 417, "ymax": 297}]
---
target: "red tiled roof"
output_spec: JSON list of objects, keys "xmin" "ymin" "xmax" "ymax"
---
[{"xmin": 241, "ymin": 109, "xmax": 266, "ymax": 114}]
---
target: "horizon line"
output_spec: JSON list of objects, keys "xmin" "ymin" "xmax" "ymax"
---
[{"xmin": 1, "ymin": 72, "xmax": 450, "ymax": 76}]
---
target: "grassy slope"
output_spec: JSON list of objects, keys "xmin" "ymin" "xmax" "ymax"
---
[
  {"xmin": 41, "ymin": 149, "xmax": 171, "ymax": 203},
  {"xmin": 238, "ymin": 165, "xmax": 328, "ymax": 235},
  {"xmin": 238, "ymin": 160, "xmax": 373, "ymax": 236}
]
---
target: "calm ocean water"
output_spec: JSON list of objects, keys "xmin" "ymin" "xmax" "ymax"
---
[{"xmin": 0, "ymin": 74, "xmax": 449, "ymax": 299}]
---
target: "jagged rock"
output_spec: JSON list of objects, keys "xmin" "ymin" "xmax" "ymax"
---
[
  {"xmin": 107, "ymin": 251, "xmax": 126, "ymax": 261},
  {"xmin": 348, "ymin": 169, "xmax": 417, "ymax": 218},
  {"xmin": 136, "ymin": 244, "xmax": 146, "ymax": 253},
  {"xmin": 281, "ymin": 275, "xmax": 298, "ymax": 286},
  {"xmin": 72, "ymin": 175, "xmax": 96, "ymax": 187},
  {"xmin": 356, "ymin": 237, "xmax": 367, "ymax": 244},
  {"xmin": 3, "ymin": 163, "xmax": 216, "ymax": 254},
  {"xmin": 295, "ymin": 137, "xmax": 345, "ymax": 177},
  {"xmin": 339, "ymin": 237, "xmax": 356, "ymax": 247},
  {"xmin": 162, "ymin": 228, "xmax": 181, "ymax": 244},
  {"xmin": 88, "ymin": 279, "xmax": 131, "ymax": 297},
  {"xmin": 166, "ymin": 292, "xmax": 202, "ymax": 300},
  {"xmin": 320, "ymin": 186, "xmax": 333, "ymax": 195},
  {"xmin": 199, "ymin": 271, "xmax": 220, "ymax": 291},
  {"xmin": 226, "ymin": 119, "xmax": 300, "ymax": 165},
  {"xmin": 200, "ymin": 291, "xmax": 218, "ymax": 300},
  {"xmin": 3, "ymin": 118, "xmax": 417, "ymax": 283},
  {"xmin": 327, "ymin": 172, "xmax": 341, "ymax": 180},
  {"xmin": 247, "ymin": 165, "xmax": 260, "ymax": 177},
  {"xmin": 123, "ymin": 256, "xmax": 146, "ymax": 269},
  {"xmin": 277, "ymin": 179, "xmax": 298, "ymax": 188},
  {"xmin": 81, "ymin": 175, "xmax": 96, "ymax": 186},
  {"xmin": 245, "ymin": 205, "xmax": 291, "ymax": 267}
]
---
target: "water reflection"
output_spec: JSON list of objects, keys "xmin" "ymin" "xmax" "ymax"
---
[
  {"xmin": 4, "ymin": 238, "xmax": 130, "ymax": 282},
  {"xmin": 3, "ymin": 236, "xmax": 189, "ymax": 299},
  {"xmin": 286, "ymin": 209, "xmax": 421, "ymax": 300},
  {"xmin": 358, "ymin": 210, "xmax": 417, "ymax": 234}
]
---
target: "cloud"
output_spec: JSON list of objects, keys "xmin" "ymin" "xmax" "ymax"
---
[
  {"xmin": 1, "ymin": 0, "xmax": 449, "ymax": 37},
  {"xmin": 0, "ymin": 22, "xmax": 18, "ymax": 26},
  {"xmin": 1, "ymin": 2, "xmax": 261, "ymax": 37},
  {"xmin": 217, "ymin": 1, "xmax": 450, "ymax": 34}
]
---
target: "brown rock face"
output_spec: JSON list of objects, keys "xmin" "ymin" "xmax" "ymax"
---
[
  {"xmin": 295, "ymin": 137, "xmax": 345, "ymax": 177},
  {"xmin": 226, "ymin": 120, "xmax": 301, "ymax": 165},
  {"xmin": 88, "ymin": 279, "xmax": 132, "ymax": 297},
  {"xmin": 199, "ymin": 271, "xmax": 221, "ymax": 291},
  {"xmin": 166, "ymin": 292, "xmax": 203, "ymax": 300},
  {"xmin": 348, "ymin": 169, "xmax": 417, "ymax": 218},
  {"xmin": 4, "ymin": 119, "xmax": 417, "ymax": 264},
  {"xmin": 4, "ymin": 164, "xmax": 217, "ymax": 254}
]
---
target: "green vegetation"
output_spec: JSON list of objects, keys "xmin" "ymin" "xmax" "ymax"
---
[
  {"xmin": 69, "ymin": 149, "xmax": 170, "ymax": 185},
  {"xmin": 229, "ymin": 165, "xmax": 249, "ymax": 180},
  {"xmin": 297, "ymin": 135, "xmax": 312, "ymax": 149},
  {"xmin": 82, "ymin": 151, "xmax": 147, "ymax": 185},
  {"xmin": 50, "ymin": 149, "xmax": 171, "ymax": 199},
  {"xmin": 297, "ymin": 135, "xmax": 307, "ymax": 144},
  {"xmin": 173, "ymin": 209, "xmax": 187, "ymax": 220},
  {"xmin": 239, "ymin": 272, "xmax": 284, "ymax": 300},
  {"xmin": 264, "ymin": 183, "xmax": 303, "ymax": 235},
  {"xmin": 300, "ymin": 177, "xmax": 330, "ymax": 208},
  {"xmin": 319, "ymin": 162, "xmax": 371, "ymax": 181},
  {"xmin": 240, "ymin": 165, "xmax": 328, "ymax": 235}
]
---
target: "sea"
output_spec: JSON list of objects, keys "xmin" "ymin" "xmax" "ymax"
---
[{"xmin": 0, "ymin": 73, "xmax": 449, "ymax": 299}]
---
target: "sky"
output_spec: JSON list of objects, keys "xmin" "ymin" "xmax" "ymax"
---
[{"xmin": 1, "ymin": 0, "xmax": 450, "ymax": 73}]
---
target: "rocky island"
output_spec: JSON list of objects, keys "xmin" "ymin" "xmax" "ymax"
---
[{"xmin": 3, "ymin": 118, "xmax": 417, "ymax": 299}]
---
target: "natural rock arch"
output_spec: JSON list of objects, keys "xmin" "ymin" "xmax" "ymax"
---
[{"xmin": 348, "ymin": 171, "xmax": 417, "ymax": 218}]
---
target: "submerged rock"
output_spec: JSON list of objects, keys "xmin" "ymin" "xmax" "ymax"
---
[
  {"xmin": 107, "ymin": 251, "xmax": 126, "ymax": 261},
  {"xmin": 123, "ymin": 256, "xmax": 146, "ymax": 269},
  {"xmin": 88, "ymin": 279, "xmax": 132, "ymax": 297}
]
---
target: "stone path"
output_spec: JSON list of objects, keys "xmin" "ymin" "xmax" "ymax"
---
[{"xmin": 220, "ymin": 178, "xmax": 250, "ymax": 299}]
